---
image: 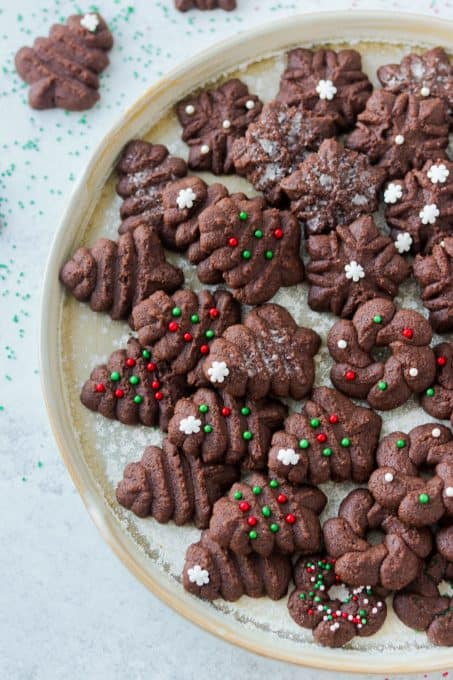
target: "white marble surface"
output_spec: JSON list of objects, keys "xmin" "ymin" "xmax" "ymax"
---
[{"xmin": 1, "ymin": 1, "xmax": 453, "ymax": 678}]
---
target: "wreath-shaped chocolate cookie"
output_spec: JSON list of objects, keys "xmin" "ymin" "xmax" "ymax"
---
[
  {"xmin": 421, "ymin": 341, "xmax": 453, "ymax": 426},
  {"xmin": 323, "ymin": 488, "xmax": 432, "ymax": 591},
  {"xmin": 368, "ymin": 424, "xmax": 453, "ymax": 527},
  {"xmin": 327, "ymin": 298, "xmax": 436, "ymax": 410},
  {"xmin": 288, "ymin": 555, "xmax": 387, "ymax": 648},
  {"xmin": 393, "ymin": 552, "xmax": 453, "ymax": 647}
]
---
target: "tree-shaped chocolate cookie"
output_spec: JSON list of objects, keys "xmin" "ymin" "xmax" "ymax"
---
[
  {"xmin": 116, "ymin": 440, "xmax": 238, "ymax": 529},
  {"xmin": 15, "ymin": 13, "xmax": 113, "ymax": 110},
  {"xmin": 167, "ymin": 387, "xmax": 287, "ymax": 469},
  {"xmin": 384, "ymin": 159, "xmax": 453, "ymax": 255},
  {"xmin": 277, "ymin": 48, "xmax": 372, "ymax": 130},
  {"xmin": 80, "ymin": 338, "xmax": 189, "ymax": 430},
  {"xmin": 346, "ymin": 91, "xmax": 449, "ymax": 180},
  {"xmin": 182, "ymin": 530, "xmax": 292, "ymax": 602},
  {"xmin": 306, "ymin": 215, "xmax": 410, "ymax": 318},
  {"xmin": 196, "ymin": 194, "xmax": 305, "ymax": 304},
  {"xmin": 414, "ymin": 238, "xmax": 453, "ymax": 332},
  {"xmin": 268, "ymin": 387, "xmax": 382, "ymax": 485},
  {"xmin": 60, "ymin": 224, "xmax": 184, "ymax": 321},
  {"xmin": 176, "ymin": 78, "xmax": 262, "ymax": 174},
  {"xmin": 175, "ymin": 0, "xmax": 236, "ymax": 9},
  {"xmin": 209, "ymin": 473, "xmax": 326, "ymax": 557},
  {"xmin": 421, "ymin": 342, "xmax": 453, "ymax": 427},
  {"xmin": 202, "ymin": 303, "xmax": 321, "ymax": 401},
  {"xmin": 231, "ymin": 101, "xmax": 335, "ymax": 205},
  {"xmin": 280, "ymin": 139, "xmax": 386, "ymax": 236},
  {"xmin": 131, "ymin": 288, "xmax": 241, "ymax": 385}
]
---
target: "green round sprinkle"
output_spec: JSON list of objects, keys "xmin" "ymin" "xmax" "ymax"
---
[
  {"xmin": 171, "ymin": 307, "xmax": 181, "ymax": 317},
  {"xmin": 310, "ymin": 418, "xmax": 320, "ymax": 429},
  {"xmin": 205, "ymin": 329, "xmax": 214, "ymax": 339},
  {"xmin": 252, "ymin": 486, "xmax": 261, "ymax": 495},
  {"xmin": 426, "ymin": 387, "xmax": 435, "ymax": 397},
  {"xmin": 308, "ymin": 591, "xmax": 314, "ymax": 597},
  {"xmin": 264, "ymin": 250, "xmax": 273, "ymax": 260},
  {"xmin": 419, "ymin": 493, "xmax": 429, "ymax": 504},
  {"xmin": 322, "ymin": 448, "xmax": 332, "ymax": 457},
  {"xmin": 299, "ymin": 439, "xmax": 310, "ymax": 449},
  {"xmin": 377, "ymin": 381, "xmax": 387, "ymax": 391},
  {"xmin": 269, "ymin": 479, "xmax": 279, "ymax": 489},
  {"xmin": 359, "ymin": 609, "xmax": 366, "ymax": 617},
  {"xmin": 242, "ymin": 431, "xmax": 253, "ymax": 441},
  {"xmin": 396, "ymin": 438, "xmax": 406, "ymax": 449},
  {"xmin": 233, "ymin": 491, "xmax": 242, "ymax": 500},
  {"xmin": 317, "ymin": 560, "xmax": 323, "ymax": 567},
  {"xmin": 141, "ymin": 350, "xmax": 150, "ymax": 359},
  {"xmin": 261, "ymin": 506, "xmax": 271, "ymax": 518},
  {"xmin": 203, "ymin": 424, "xmax": 213, "ymax": 434},
  {"xmin": 133, "ymin": 395, "xmax": 143, "ymax": 404},
  {"xmin": 323, "ymin": 605, "xmax": 328, "ymax": 611},
  {"xmin": 198, "ymin": 404, "xmax": 209, "ymax": 414},
  {"xmin": 241, "ymin": 249, "xmax": 251, "ymax": 260},
  {"xmin": 340, "ymin": 437, "xmax": 350, "ymax": 448},
  {"xmin": 129, "ymin": 375, "xmax": 139, "ymax": 385},
  {"xmin": 241, "ymin": 407, "xmax": 251, "ymax": 416},
  {"xmin": 110, "ymin": 371, "xmax": 120, "ymax": 382},
  {"xmin": 373, "ymin": 315, "xmax": 382, "ymax": 324},
  {"xmin": 327, "ymin": 615, "xmax": 333, "ymax": 621},
  {"xmin": 361, "ymin": 618, "xmax": 367, "ymax": 625},
  {"xmin": 254, "ymin": 229, "xmax": 263, "ymax": 239},
  {"xmin": 324, "ymin": 563, "xmax": 331, "ymax": 571},
  {"xmin": 190, "ymin": 314, "xmax": 199, "ymax": 324},
  {"xmin": 248, "ymin": 530, "xmax": 257, "ymax": 540},
  {"xmin": 239, "ymin": 211, "xmax": 248, "ymax": 221},
  {"xmin": 314, "ymin": 596, "xmax": 321, "ymax": 603},
  {"xmin": 299, "ymin": 592, "xmax": 306, "ymax": 600}
]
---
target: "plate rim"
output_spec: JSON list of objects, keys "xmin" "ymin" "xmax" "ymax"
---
[{"xmin": 40, "ymin": 10, "xmax": 453, "ymax": 673}]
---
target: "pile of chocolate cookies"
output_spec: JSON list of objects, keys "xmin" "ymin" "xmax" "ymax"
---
[{"xmin": 58, "ymin": 42, "xmax": 453, "ymax": 649}]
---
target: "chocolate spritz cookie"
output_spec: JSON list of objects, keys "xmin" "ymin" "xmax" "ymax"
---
[
  {"xmin": 306, "ymin": 215, "xmax": 410, "ymax": 318},
  {"xmin": 60, "ymin": 224, "xmax": 183, "ymax": 321},
  {"xmin": 277, "ymin": 48, "xmax": 372, "ymax": 131},
  {"xmin": 288, "ymin": 555, "xmax": 387, "ymax": 648},
  {"xmin": 346, "ymin": 91, "xmax": 449, "ymax": 180},
  {"xmin": 328, "ymin": 298, "xmax": 436, "ymax": 410},
  {"xmin": 231, "ymin": 101, "xmax": 335, "ymax": 205},
  {"xmin": 280, "ymin": 139, "xmax": 386, "ymax": 236},
  {"xmin": 393, "ymin": 552, "xmax": 453, "ymax": 646},
  {"xmin": 421, "ymin": 342, "xmax": 453, "ymax": 426},
  {"xmin": 131, "ymin": 288, "xmax": 240, "ymax": 385},
  {"xmin": 323, "ymin": 488, "xmax": 432, "ymax": 591},
  {"xmin": 116, "ymin": 440, "xmax": 238, "ymax": 529},
  {"xmin": 209, "ymin": 473, "xmax": 326, "ymax": 557},
  {"xmin": 368, "ymin": 424, "xmax": 453, "ymax": 527},
  {"xmin": 414, "ymin": 238, "xmax": 453, "ymax": 332},
  {"xmin": 267, "ymin": 386, "xmax": 382, "ymax": 485},
  {"xmin": 167, "ymin": 387, "xmax": 287, "ymax": 469},
  {"xmin": 201, "ymin": 303, "xmax": 320, "ymax": 401},
  {"xmin": 378, "ymin": 48, "xmax": 453, "ymax": 126},
  {"xmin": 182, "ymin": 530, "xmax": 292, "ymax": 602},
  {"xmin": 175, "ymin": 0, "xmax": 236, "ymax": 9},
  {"xmin": 196, "ymin": 194, "xmax": 305, "ymax": 304},
  {"xmin": 15, "ymin": 13, "xmax": 113, "ymax": 110},
  {"xmin": 80, "ymin": 337, "xmax": 188, "ymax": 430},
  {"xmin": 176, "ymin": 79, "xmax": 262, "ymax": 174},
  {"xmin": 384, "ymin": 159, "xmax": 453, "ymax": 255}
]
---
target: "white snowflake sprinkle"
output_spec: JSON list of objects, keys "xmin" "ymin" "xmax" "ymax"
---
[
  {"xmin": 384, "ymin": 182, "xmax": 403, "ymax": 204},
  {"xmin": 394, "ymin": 134, "xmax": 405, "ymax": 145},
  {"xmin": 315, "ymin": 79, "xmax": 337, "ymax": 100},
  {"xmin": 176, "ymin": 187, "xmax": 197, "ymax": 210},
  {"xmin": 337, "ymin": 339, "xmax": 348, "ymax": 350},
  {"xmin": 420, "ymin": 86, "xmax": 431, "ymax": 97},
  {"xmin": 245, "ymin": 100, "xmax": 255, "ymax": 110},
  {"xmin": 187, "ymin": 564, "xmax": 210, "ymax": 586},
  {"xmin": 185, "ymin": 104, "xmax": 195, "ymax": 115},
  {"xmin": 222, "ymin": 119, "xmax": 231, "ymax": 129},
  {"xmin": 427, "ymin": 163, "xmax": 449, "ymax": 184},
  {"xmin": 384, "ymin": 472, "xmax": 394, "ymax": 483},
  {"xmin": 207, "ymin": 361, "xmax": 229, "ymax": 384},
  {"xmin": 419, "ymin": 204, "xmax": 440, "ymax": 224},
  {"xmin": 344, "ymin": 261, "xmax": 365, "ymax": 283},
  {"xmin": 394, "ymin": 232, "xmax": 413, "ymax": 254},
  {"xmin": 179, "ymin": 415, "xmax": 202, "ymax": 435},
  {"xmin": 277, "ymin": 448, "xmax": 300, "ymax": 466},
  {"xmin": 80, "ymin": 13, "xmax": 99, "ymax": 32},
  {"xmin": 432, "ymin": 427, "xmax": 442, "ymax": 438},
  {"xmin": 408, "ymin": 367, "xmax": 418, "ymax": 377},
  {"xmin": 445, "ymin": 487, "xmax": 453, "ymax": 498},
  {"xmin": 200, "ymin": 144, "xmax": 210, "ymax": 155}
]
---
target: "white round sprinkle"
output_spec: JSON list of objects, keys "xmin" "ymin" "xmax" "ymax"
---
[
  {"xmin": 318, "ymin": 605, "xmax": 324, "ymax": 611},
  {"xmin": 222, "ymin": 119, "xmax": 231, "ymax": 129},
  {"xmin": 337, "ymin": 339, "xmax": 348, "ymax": 349},
  {"xmin": 377, "ymin": 601, "xmax": 383, "ymax": 608},
  {"xmin": 363, "ymin": 598, "xmax": 369, "ymax": 604},
  {"xmin": 420, "ymin": 86, "xmax": 430, "ymax": 97},
  {"xmin": 372, "ymin": 607, "xmax": 378, "ymax": 614},
  {"xmin": 395, "ymin": 134, "xmax": 405, "ymax": 145},
  {"xmin": 348, "ymin": 614, "xmax": 354, "ymax": 621},
  {"xmin": 185, "ymin": 104, "xmax": 195, "ymax": 115},
  {"xmin": 409, "ymin": 367, "xmax": 418, "ymax": 377},
  {"xmin": 384, "ymin": 472, "xmax": 394, "ymax": 483},
  {"xmin": 200, "ymin": 144, "xmax": 210, "ymax": 155},
  {"xmin": 357, "ymin": 624, "xmax": 363, "ymax": 629},
  {"xmin": 310, "ymin": 577, "xmax": 315, "ymax": 582},
  {"xmin": 445, "ymin": 487, "xmax": 453, "ymax": 497},
  {"xmin": 432, "ymin": 427, "xmax": 442, "ymax": 438},
  {"xmin": 245, "ymin": 99, "xmax": 255, "ymax": 110},
  {"xmin": 319, "ymin": 585, "xmax": 325, "ymax": 591}
]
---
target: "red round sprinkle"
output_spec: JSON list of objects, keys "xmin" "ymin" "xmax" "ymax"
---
[
  {"xmin": 221, "ymin": 407, "xmax": 231, "ymax": 417},
  {"xmin": 335, "ymin": 574, "xmax": 341, "ymax": 581},
  {"xmin": 352, "ymin": 595, "xmax": 358, "ymax": 602},
  {"xmin": 307, "ymin": 609, "xmax": 314, "ymax": 616},
  {"xmin": 247, "ymin": 516, "xmax": 257, "ymax": 527},
  {"xmin": 273, "ymin": 228, "xmax": 283, "ymax": 239},
  {"xmin": 200, "ymin": 344, "xmax": 209, "ymax": 355},
  {"xmin": 146, "ymin": 362, "xmax": 156, "ymax": 372},
  {"xmin": 228, "ymin": 237, "xmax": 238, "ymax": 247},
  {"xmin": 125, "ymin": 358, "xmax": 136, "ymax": 368},
  {"xmin": 402, "ymin": 327, "xmax": 413, "ymax": 339},
  {"xmin": 342, "ymin": 612, "xmax": 348, "ymax": 619},
  {"xmin": 209, "ymin": 308, "xmax": 219, "ymax": 319},
  {"xmin": 331, "ymin": 558, "xmax": 336, "ymax": 564},
  {"xmin": 316, "ymin": 433, "xmax": 327, "ymax": 443},
  {"xmin": 328, "ymin": 414, "xmax": 339, "ymax": 424},
  {"xmin": 239, "ymin": 501, "xmax": 250, "ymax": 512},
  {"xmin": 95, "ymin": 383, "xmax": 105, "ymax": 393},
  {"xmin": 437, "ymin": 356, "xmax": 447, "ymax": 366},
  {"xmin": 285, "ymin": 513, "xmax": 296, "ymax": 524},
  {"xmin": 183, "ymin": 332, "xmax": 193, "ymax": 342},
  {"xmin": 168, "ymin": 321, "xmax": 179, "ymax": 332},
  {"xmin": 114, "ymin": 388, "xmax": 124, "ymax": 399},
  {"xmin": 154, "ymin": 391, "xmax": 163, "ymax": 401},
  {"xmin": 151, "ymin": 380, "xmax": 160, "ymax": 390},
  {"xmin": 332, "ymin": 612, "xmax": 337, "ymax": 619},
  {"xmin": 345, "ymin": 370, "xmax": 356, "ymax": 381},
  {"xmin": 277, "ymin": 493, "xmax": 287, "ymax": 504}
]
